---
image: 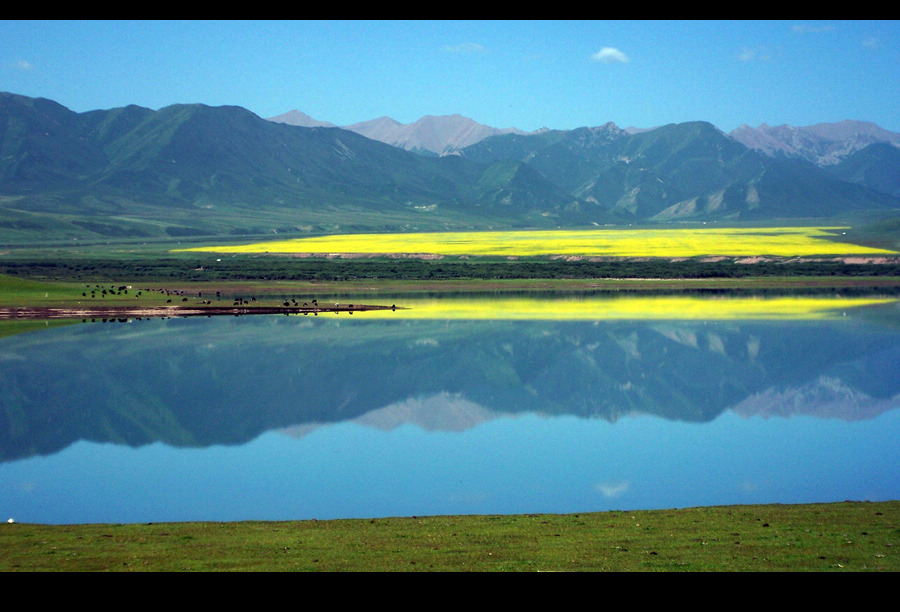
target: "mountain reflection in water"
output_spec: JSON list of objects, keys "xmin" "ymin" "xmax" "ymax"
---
[{"xmin": 1, "ymin": 292, "xmax": 899, "ymax": 523}]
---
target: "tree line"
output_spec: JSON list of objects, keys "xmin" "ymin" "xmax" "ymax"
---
[{"xmin": 2, "ymin": 256, "xmax": 900, "ymax": 283}]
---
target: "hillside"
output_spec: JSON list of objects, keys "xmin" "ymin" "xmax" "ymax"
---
[
  {"xmin": 461, "ymin": 121, "xmax": 900, "ymax": 221},
  {"xmin": 0, "ymin": 92, "xmax": 581, "ymax": 242},
  {"xmin": 2, "ymin": 92, "xmax": 900, "ymax": 244},
  {"xmin": 827, "ymin": 142, "xmax": 900, "ymax": 199},
  {"xmin": 275, "ymin": 111, "xmax": 900, "ymax": 201}
]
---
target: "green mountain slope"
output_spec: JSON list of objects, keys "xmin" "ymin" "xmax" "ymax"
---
[
  {"xmin": 462, "ymin": 121, "xmax": 900, "ymax": 222},
  {"xmin": 1, "ymin": 93, "xmax": 589, "ymax": 241},
  {"xmin": 827, "ymin": 142, "xmax": 900, "ymax": 199},
  {"xmin": 2, "ymin": 92, "xmax": 899, "ymax": 244}
]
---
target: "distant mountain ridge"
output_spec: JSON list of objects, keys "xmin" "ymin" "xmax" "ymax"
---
[
  {"xmin": 2, "ymin": 91, "xmax": 900, "ymax": 243},
  {"xmin": 270, "ymin": 109, "xmax": 900, "ymax": 169},
  {"xmin": 270, "ymin": 109, "xmax": 900, "ymax": 209},
  {"xmin": 264, "ymin": 109, "xmax": 336, "ymax": 128},
  {"xmin": 730, "ymin": 120, "xmax": 900, "ymax": 166},
  {"xmin": 268, "ymin": 110, "xmax": 532, "ymax": 156}
]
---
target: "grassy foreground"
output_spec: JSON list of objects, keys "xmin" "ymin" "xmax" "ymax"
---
[{"xmin": 1, "ymin": 501, "xmax": 897, "ymax": 572}]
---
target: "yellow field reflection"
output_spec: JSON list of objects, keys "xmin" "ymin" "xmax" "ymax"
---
[{"xmin": 357, "ymin": 294, "xmax": 899, "ymax": 321}]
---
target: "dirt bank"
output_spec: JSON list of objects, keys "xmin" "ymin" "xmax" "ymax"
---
[{"xmin": 0, "ymin": 303, "xmax": 400, "ymax": 321}]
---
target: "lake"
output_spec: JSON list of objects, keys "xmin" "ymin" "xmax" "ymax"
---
[{"xmin": 2, "ymin": 291, "xmax": 899, "ymax": 524}]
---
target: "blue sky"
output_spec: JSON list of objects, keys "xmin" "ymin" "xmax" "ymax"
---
[{"xmin": 2, "ymin": 20, "xmax": 898, "ymax": 133}]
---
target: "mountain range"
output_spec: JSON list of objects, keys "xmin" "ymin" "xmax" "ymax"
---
[
  {"xmin": 2, "ymin": 91, "xmax": 900, "ymax": 244},
  {"xmin": 272, "ymin": 108, "xmax": 900, "ymax": 167},
  {"xmin": 268, "ymin": 110, "xmax": 531, "ymax": 156},
  {"xmin": 730, "ymin": 120, "xmax": 900, "ymax": 168}
]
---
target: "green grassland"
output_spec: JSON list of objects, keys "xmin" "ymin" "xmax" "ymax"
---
[{"xmin": 2, "ymin": 501, "xmax": 897, "ymax": 572}]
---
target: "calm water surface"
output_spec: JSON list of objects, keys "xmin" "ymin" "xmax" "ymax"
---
[{"xmin": 2, "ymin": 292, "xmax": 899, "ymax": 524}]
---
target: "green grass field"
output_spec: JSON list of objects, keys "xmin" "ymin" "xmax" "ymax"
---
[{"xmin": 2, "ymin": 501, "xmax": 897, "ymax": 572}]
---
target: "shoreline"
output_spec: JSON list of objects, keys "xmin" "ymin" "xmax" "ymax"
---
[{"xmin": 0, "ymin": 303, "xmax": 400, "ymax": 321}]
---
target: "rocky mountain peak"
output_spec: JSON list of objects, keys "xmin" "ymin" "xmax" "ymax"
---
[
  {"xmin": 730, "ymin": 120, "xmax": 900, "ymax": 166},
  {"xmin": 266, "ymin": 109, "xmax": 336, "ymax": 128}
]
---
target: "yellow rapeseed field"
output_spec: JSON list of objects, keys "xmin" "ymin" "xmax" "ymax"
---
[{"xmin": 177, "ymin": 227, "xmax": 897, "ymax": 258}]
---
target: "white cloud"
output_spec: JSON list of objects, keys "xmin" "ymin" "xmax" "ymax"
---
[
  {"xmin": 862, "ymin": 36, "xmax": 880, "ymax": 49},
  {"xmin": 595, "ymin": 481, "xmax": 630, "ymax": 498},
  {"xmin": 591, "ymin": 47, "xmax": 629, "ymax": 64},
  {"xmin": 737, "ymin": 47, "xmax": 772, "ymax": 62},
  {"xmin": 12, "ymin": 59, "xmax": 34, "ymax": 71},
  {"xmin": 443, "ymin": 42, "xmax": 486, "ymax": 55}
]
